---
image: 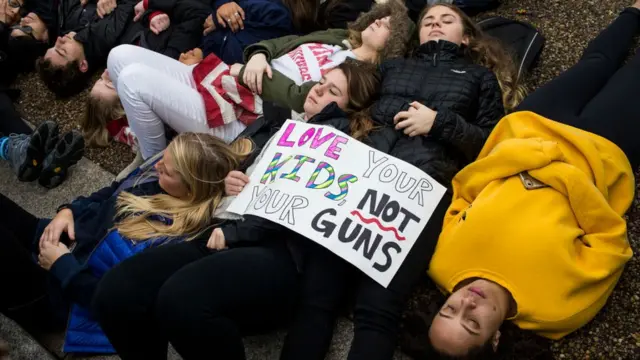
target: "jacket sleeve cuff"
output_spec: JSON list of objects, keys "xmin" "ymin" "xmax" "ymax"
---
[
  {"xmin": 148, "ymin": 11, "xmax": 165, "ymax": 22},
  {"xmin": 221, "ymin": 223, "xmax": 239, "ymax": 246},
  {"xmin": 49, "ymin": 253, "xmax": 83, "ymax": 289}
]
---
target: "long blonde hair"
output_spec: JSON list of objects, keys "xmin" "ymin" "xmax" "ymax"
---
[
  {"xmin": 80, "ymin": 94, "xmax": 125, "ymax": 147},
  {"xmin": 115, "ymin": 133, "xmax": 253, "ymax": 241},
  {"xmin": 419, "ymin": 3, "xmax": 527, "ymax": 112}
]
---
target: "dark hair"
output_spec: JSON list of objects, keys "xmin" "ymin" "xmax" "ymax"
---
[
  {"xmin": 417, "ymin": 3, "xmax": 526, "ymax": 111},
  {"xmin": 281, "ymin": 0, "xmax": 320, "ymax": 34},
  {"xmin": 335, "ymin": 59, "xmax": 381, "ymax": 140},
  {"xmin": 427, "ymin": 339, "xmax": 495, "ymax": 360},
  {"xmin": 6, "ymin": 36, "xmax": 48, "ymax": 73},
  {"xmin": 36, "ymin": 57, "xmax": 90, "ymax": 98}
]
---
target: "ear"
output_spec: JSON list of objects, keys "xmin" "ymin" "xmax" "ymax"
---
[
  {"xmin": 491, "ymin": 330, "xmax": 501, "ymax": 352},
  {"xmin": 461, "ymin": 35, "xmax": 470, "ymax": 46},
  {"xmin": 78, "ymin": 59, "xmax": 89, "ymax": 73}
]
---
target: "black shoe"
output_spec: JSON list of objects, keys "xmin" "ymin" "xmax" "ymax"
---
[
  {"xmin": 38, "ymin": 130, "xmax": 84, "ymax": 189},
  {"xmin": 2, "ymin": 120, "xmax": 59, "ymax": 182}
]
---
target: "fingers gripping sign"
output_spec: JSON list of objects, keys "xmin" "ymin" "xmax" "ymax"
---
[{"xmin": 225, "ymin": 170, "xmax": 250, "ymax": 196}]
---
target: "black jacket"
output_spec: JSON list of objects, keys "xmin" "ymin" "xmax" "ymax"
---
[
  {"xmin": 70, "ymin": 0, "xmax": 138, "ymax": 71},
  {"xmin": 119, "ymin": 0, "xmax": 210, "ymax": 59},
  {"xmin": 374, "ymin": 40, "xmax": 504, "ymax": 187}
]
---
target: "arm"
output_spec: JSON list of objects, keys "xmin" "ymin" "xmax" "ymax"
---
[
  {"xmin": 49, "ymin": 254, "xmax": 99, "ymax": 308},
  {"xmin": 219, "ymin": 215, "xmax": 285, "ymax": 246},
  {"xmin": 160, "ymin": 0, "xmax": 210, "ymax": 58},
  {"xmin": 238, "ymin": 65, "xmax": 315, "ymax": 113},
  {"xmin": 75, "ymin": 0, "xmax": 137, "ymax": 60},
  {"xmin": 242, "ymin": 28, "xmax": 349, "ymax": 63},
  {"xmin": 58, "ymin": 181, "xmax": 120, "ymax": 217},
  {"xmin": 429, "ymin": 70, "xmax": 504, "ymax": 163}
]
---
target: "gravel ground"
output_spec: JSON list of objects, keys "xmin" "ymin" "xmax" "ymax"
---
[{"xmin": 9, "ymin": 0, "xmax": 640, "ymax": 359}]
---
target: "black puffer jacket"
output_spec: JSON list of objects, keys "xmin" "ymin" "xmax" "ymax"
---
[{"xmin": 373, "ymin": 40, "xmax": 504, "ymax": 187}]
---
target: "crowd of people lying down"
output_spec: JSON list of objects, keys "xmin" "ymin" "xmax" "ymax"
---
[{"xmin": 0, "ymin": 0, "xmax": 638, "ymax": 359}]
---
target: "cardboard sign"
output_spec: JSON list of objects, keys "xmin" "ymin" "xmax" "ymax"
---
[{"xmin": 228, "ymin": 120, "xmax": 446, "ymax": 287}]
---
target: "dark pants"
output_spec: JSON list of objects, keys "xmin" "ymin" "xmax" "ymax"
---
[
  {"xmin": 0, "ymin": 193, "xmax": 57, "ymax": 331},
  {"xmin": 0, "ymin": 90, "xmax": 31, "ymax": 135},
  {"xmin": 517, "ymin": 7, "xmax": 640, "ymax": 169},
  {"xmin": 92, "ymin": 239, "xmax": 300, "ymax": 360},
  {"xmin": 280, "ymin": 192, "xmax": 452, "ymax": 360}
]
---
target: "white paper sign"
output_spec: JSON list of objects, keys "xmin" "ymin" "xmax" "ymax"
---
[{"xmin": 228, "ymin": 120, "xmax": 447, "ymax": 287}]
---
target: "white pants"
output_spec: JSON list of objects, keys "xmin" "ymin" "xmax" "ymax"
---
[{"xmin": 107, "ymin": 45, "xmax": 247, "ymax": 159}]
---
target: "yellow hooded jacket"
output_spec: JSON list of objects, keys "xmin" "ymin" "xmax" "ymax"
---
[{"xmin": 428, "ymin": 111, "xmax": 635, "ymax": 339}]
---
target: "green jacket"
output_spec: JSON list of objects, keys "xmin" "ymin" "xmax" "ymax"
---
[{"xmin": 238, "ymin": 29, "xmax": 351, "ymax": 113}]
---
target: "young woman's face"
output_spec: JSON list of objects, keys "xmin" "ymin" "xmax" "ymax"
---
[
  {"xmin": 10, "ymin": 12, "xmax": 48, "ymax": 42},
  {"xmin": 360, "ymin": 16, "xmax": 392, "ymax": 51},
  {"xmin": 428, "ymin": 279, "xmax": 504, "ymax": 355},
  {"xmin": 419, "ymin": 6, "xmax": 468, "ymax": 46},
  {"xmin": 156, "ymin": 150, "xmax": 190, "ymax": 199},
  {"xmin": 303, "ymin": 68, "xmax": 349, "ymax": 119},
  {"xmin": 90, "ymin": 70, "xmax": 118, "ymax": 105}
]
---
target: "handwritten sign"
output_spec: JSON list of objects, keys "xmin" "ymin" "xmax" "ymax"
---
[{"xmin": 228, "ymin": 120, "xmax": 447, "ymax": 287}]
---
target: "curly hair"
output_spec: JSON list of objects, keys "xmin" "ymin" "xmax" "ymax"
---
[
  {"xmin": 36, "ymin": 57, "xmax": 91, "ymax": 98},
  {"xmin": 347, "ymin": 0, "xmax": 414, "ymax": 64},
  {"xmin": 418, "ymin": 3, "xmax": 527, "ymax": 112}
]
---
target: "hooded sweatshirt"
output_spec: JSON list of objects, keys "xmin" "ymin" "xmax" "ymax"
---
[{"xmin": 428, "ymin": 111, "xmax": 634, "ymax": 339}]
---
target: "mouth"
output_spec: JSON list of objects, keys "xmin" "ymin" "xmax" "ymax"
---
[
  {"xmin": 468, "ymin": 287, "xmax": 486, "ymax": 299},
  {"xmin": 307, "ymin": 95, "xmax": 318, "ymax": 105},
  {"xmin": 429, "ymin": 30, "xmax": 444, "ymax": 37}
]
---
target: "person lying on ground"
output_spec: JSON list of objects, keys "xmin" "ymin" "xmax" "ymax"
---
[
  {"xmin": 0, "ymin": 132, "xmax": 251, "ymax": 354},
  {"xmin": 105, "ymin": 0, "xmax": 412, "ymax": 172},
  {"xmin": 200, "ymin": 0, "xmax": 317, "ymax": 65},
  {"xmin": 425, "ymin": 3, "xmax": 640, "ymax": 358},
  {"xmin": 33, "ymin": 0, "xmax": 138, "ymax": 97},
  {"xmin": 91, "ymin": 61, "xmax": 385, "ymax": 360},
  {"xmin": 223, "ymin": 4, "xmax": 522, "ymax": 360},
  {"xmin": 79, "ymin": 0, "xmax": 210, "ymax": 149}
]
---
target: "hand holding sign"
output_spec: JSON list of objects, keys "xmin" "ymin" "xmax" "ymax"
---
[
  {"xmin": 225, "ymin": 170, "xmax": 250, "ymax": 196},
  {"xmin": 228, "ymin": 120, "xmax": 446, "ymax": 287}
]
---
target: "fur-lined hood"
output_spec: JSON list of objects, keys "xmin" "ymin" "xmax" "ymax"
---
[{"xmin": 348, "ymin": 0, "xmax": 415, "ymax": 61}]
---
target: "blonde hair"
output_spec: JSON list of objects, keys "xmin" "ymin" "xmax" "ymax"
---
[
  {"xmin": 419, "ymin": 3, "xmax": 527, "ymax": 112},
  {"xmin": 80, "ymin": 94, "xmax": 125, "ymax": 147},
  {"xmin": 115, "ymin": 133, "xmax": 253, "ymax": 241}
]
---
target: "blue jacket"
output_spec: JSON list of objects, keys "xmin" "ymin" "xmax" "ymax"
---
[
  {"xmin": 201, "ymin": 0, "xmax": 293, "ymax": 64},
  {"xmin": 33, "ymin": 160, "xmax": 186, "ymax": 353}
]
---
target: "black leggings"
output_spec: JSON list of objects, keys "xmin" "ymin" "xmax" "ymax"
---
[
  {"xmin": 92, "ymin": 239, "xmax": 300, "ymax": 360},
  {"xmin": 0, "ymin": 193, "xmax": 59, "ymax": 331},
  {"xmin": 517, "ymin": 7, "xmax": 640, "ymax": 169}
]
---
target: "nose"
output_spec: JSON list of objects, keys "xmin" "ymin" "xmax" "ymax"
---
[
  {"xmin": 315, "ymin": 84, "xmax": 325, "ymax": 96},
  {"xmin": 374, "ymin": 19, "xmax": 381, "ymax": 27},
  {"xmin": 460, "ymin": 295, "xmax": 477, "ymax": 309}
]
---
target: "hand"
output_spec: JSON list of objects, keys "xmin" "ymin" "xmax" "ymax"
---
[
  {"xmin": 203, "ymin": 14, "xmax": 215, "ymax": 35},
  {"xmin": 393, "ymin": 101, "xmax": 437, "ymax": 137},
  {"xmin": 243, "ymin": 53, "xmax": 272, "ymax": 94},
  {"xmin": 179, "ymin": 48, "xmax": 203, "ymax": 65},
  {"xmin": 216, "ymin": 1, "xmax": 245, "ymax": 33},
  {"xmin": 224, "ymin": 170, "xmax": 249, "ymax": 195},
  {"xmin": 40, "ymin": 208, "xmax": 75, "ymax": 247},
  {"xmin": 97, "ymin": 0, "xmax": 117, "ymax": 18},
  {"xmin": 206, "ymin": 228, "xmax": 226, "ymax": 250},
  {"xmin": 38, "ymin": 241, "xmax": 71, "ymax": 271},
  {"xmin": 133, "ymin": 1, "xmax": 145, "ymax": 21},
  {"xmin": 229, "ymin": 63, "xmax": 243, "ymax": 77},
  {"xmin": 149, "ymin": 13, "xmax": 170, "ymax": 34}
]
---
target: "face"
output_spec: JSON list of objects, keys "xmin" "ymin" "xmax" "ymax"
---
[
  {"xmin": 155, "ymin": 150, "xmax": 190, "ymax": 199},
  {"xmin": 90, "ymin": 70, "xmax": 118, "ymax": 104},
  {"xmin": 43, "ymin": 32, "xmax": 87, "ymax": 70},
  {"xmin": 419, "ymin": 6, "xmax": 469, "ymax": 46},
  {"xmin": 360, "ymin": 16, "xmax": 391, "ymax": 51},
  {"xmin": 10, "ymin": 12, "xmax": 48, "ymax": 42},
  {"xmin": 178, "ymin": 48, "xmax": 203, "ymax": 65},
  {"xmin": 0, "ymin": 0, "xmax": 23, "ymax": 26},
  {"xmin": 303, "ymin": 68, "xmax": 349, "ymax": 118},
  {"xmin": 428, "ymin": 279, "xmax": 506, "ymax": 356}
]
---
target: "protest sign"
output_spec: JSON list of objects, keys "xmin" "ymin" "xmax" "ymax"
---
[{"xmin": 228, "ymin": 120, "xmax": 447, "ymax": 287}]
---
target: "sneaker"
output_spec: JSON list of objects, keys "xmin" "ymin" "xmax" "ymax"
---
[
  {"xmin": 38, "ymin": 130, "xmax": 85, "ymax": 189},
  {"xmin": 0, "ymin": 120, "xmax": 59, "ymax": 182}
]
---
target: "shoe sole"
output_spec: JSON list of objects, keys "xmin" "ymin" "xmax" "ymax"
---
[
  {"xmin": 17, "ymin": 122, "xmax": 58, "ymax": 182},
  {"xmin": 39, "ymin": 132, "xmax": 85, "ymax": 189}
]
